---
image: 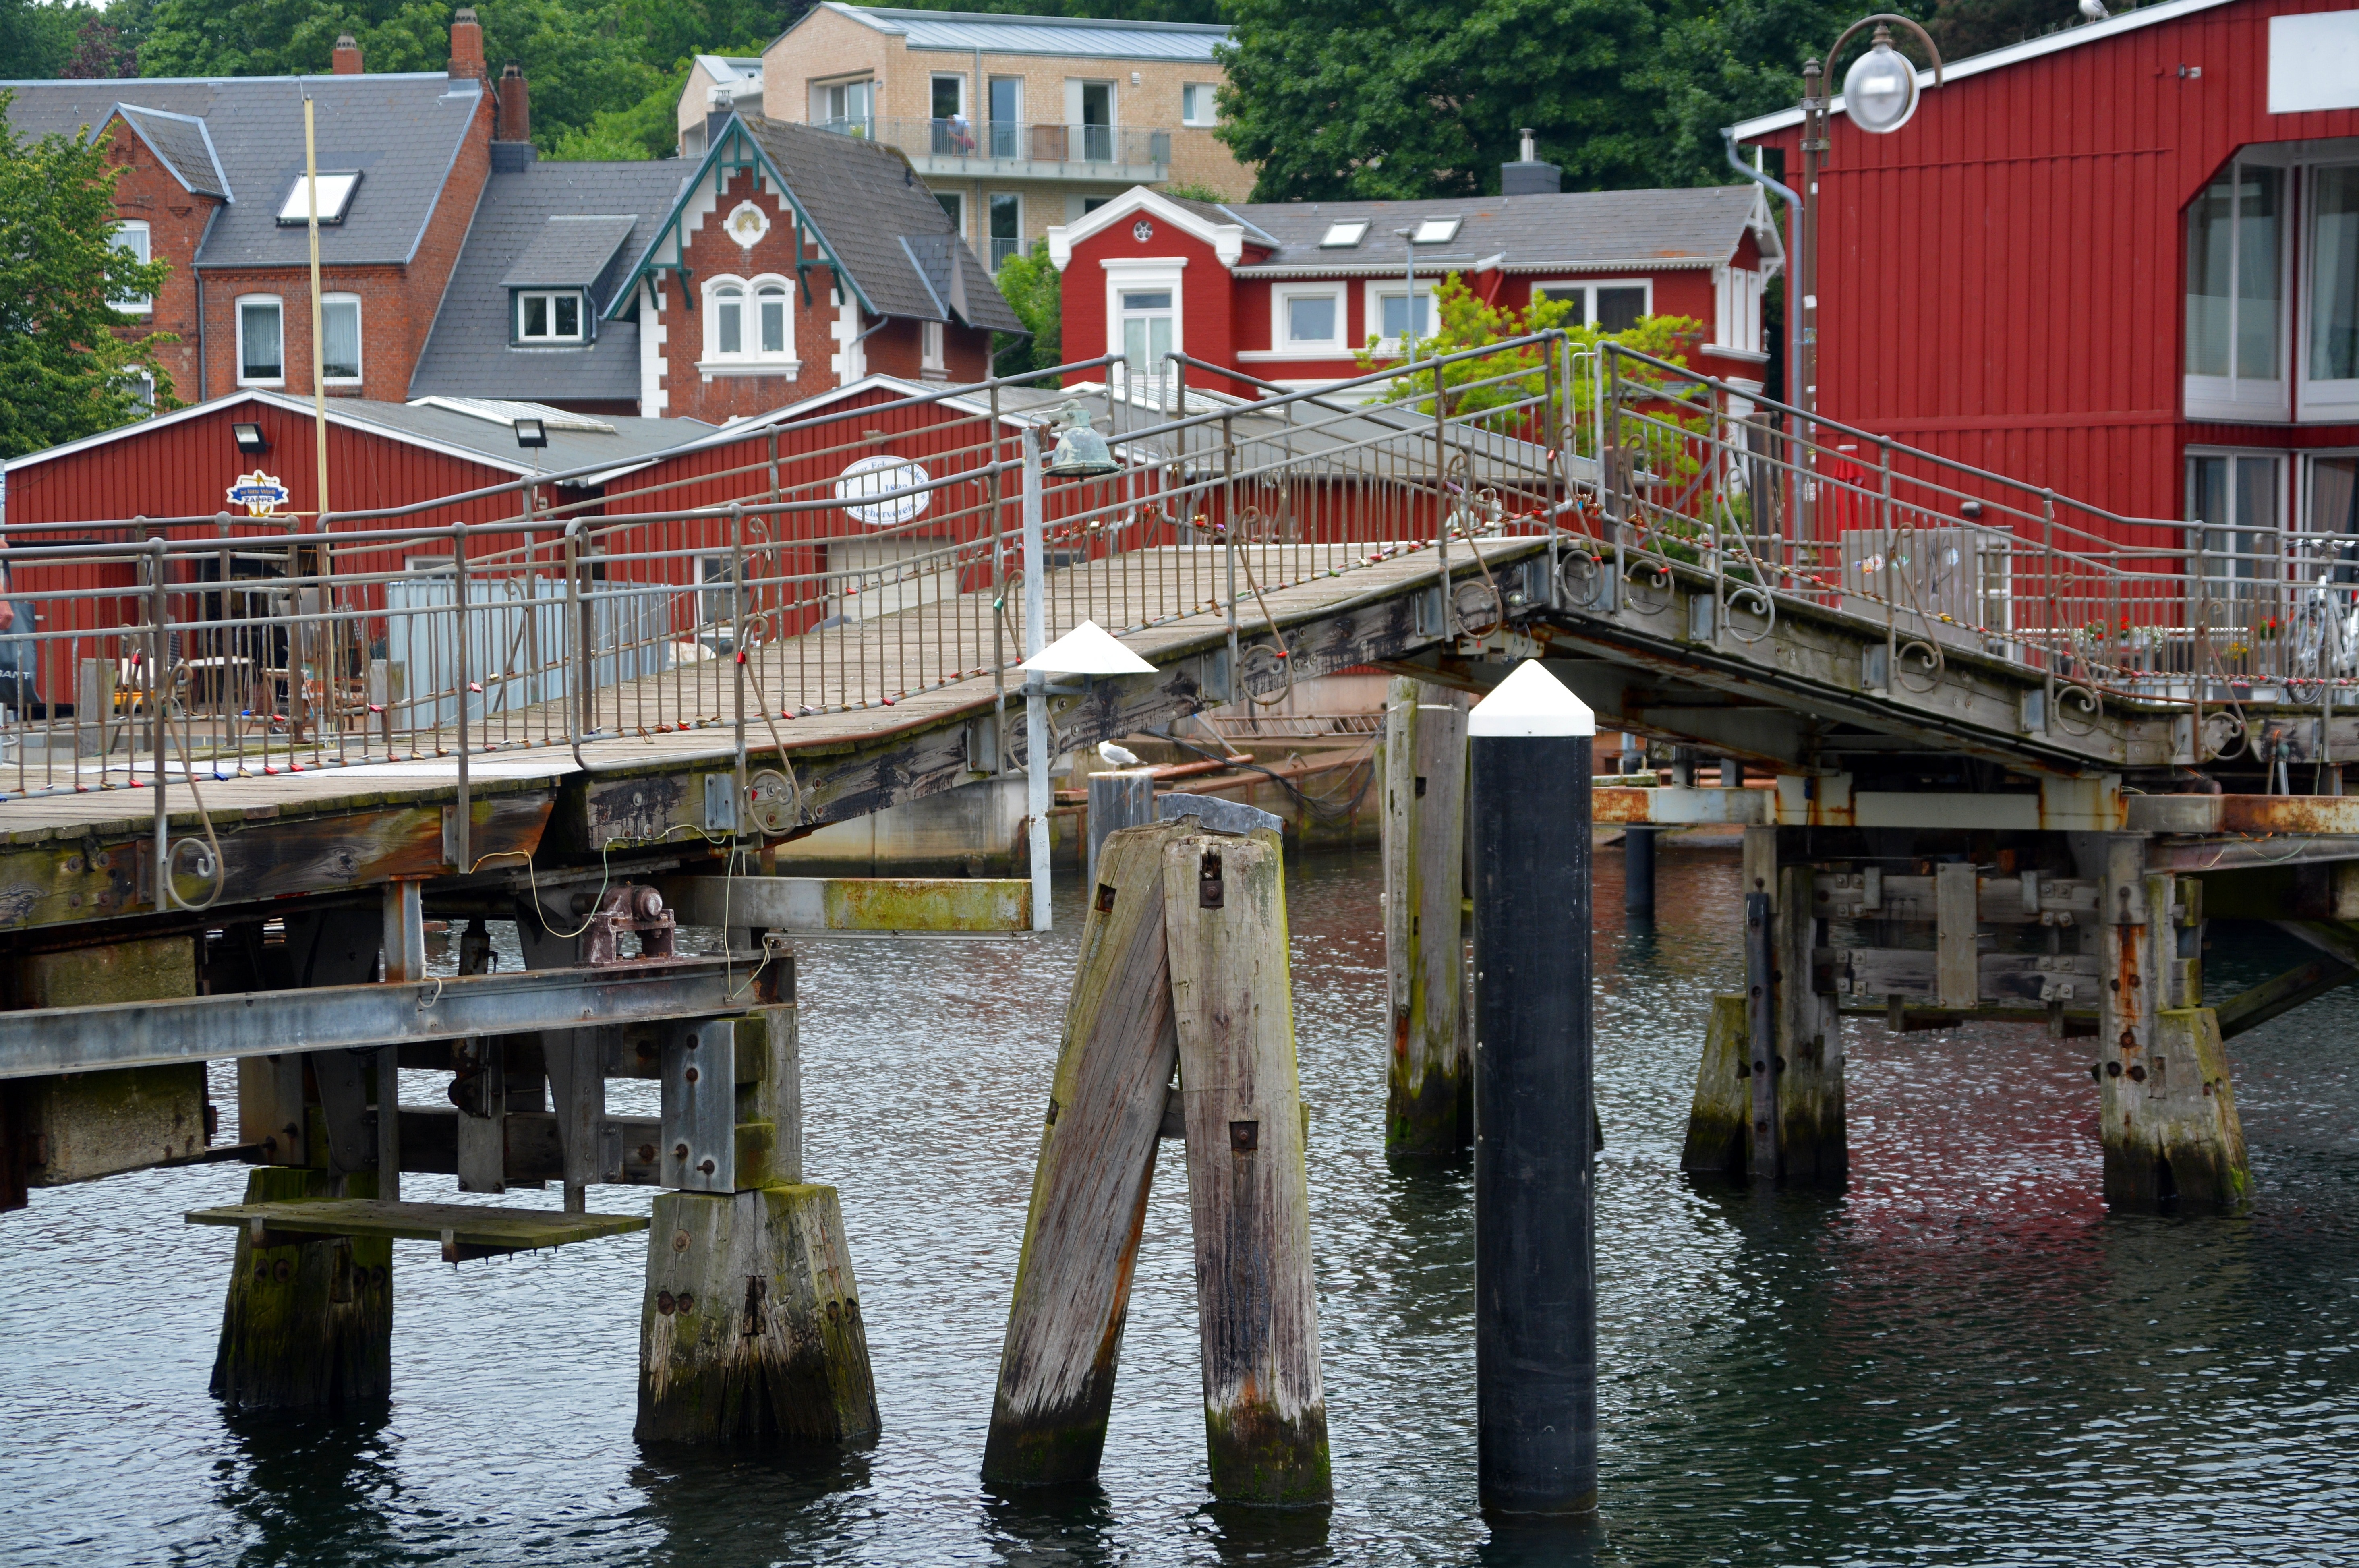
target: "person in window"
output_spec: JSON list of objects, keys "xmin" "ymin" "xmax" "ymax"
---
[
  {"xmin": 0, "ymin": 555, "xmax": 43, "ymax": 720},
  {"xmin": 946, "ymin": 111, "xmax": 974, "ymax": 155}
]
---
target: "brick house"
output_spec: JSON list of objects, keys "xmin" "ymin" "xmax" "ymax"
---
[
  {"xmin": 744, "ymin": 4, "xmax": 1251, "ymax": 272},
  {"xmin": 603, "ymin": 113, "xmax": 1023, "ymax": 423},
  {"xmin": 1045, "ymin": 168, "xmax": 1783, "ymax": 402},
  {"xmin": 3, "ymin": 10, "xmax": 522, "ymax": 407}
]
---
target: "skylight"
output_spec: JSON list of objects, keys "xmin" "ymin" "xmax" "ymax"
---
[
  {"xmin": 276, "ymin": 172, "xmax": 361, "ymax": 226},
  {"xmin": 1411, "ymin": 216, "xmax": 1462, "ymax": 244},
  {"xmin": 1320, "ymin": 220, "xmax": 1369, "ymax": 248}
]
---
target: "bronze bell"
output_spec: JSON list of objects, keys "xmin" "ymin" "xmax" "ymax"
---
[{"xmin": 1044, "ymin": 400, "xmax": 1118, "ymax": 478}]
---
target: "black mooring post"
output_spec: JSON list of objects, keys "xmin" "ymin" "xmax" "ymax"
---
[
  {"xmin": 1624, "ymin": 826, "xmax": 1656, "ymax": 916},
  {"xmin": 1470, "ymin": 660, "xmax": 1597, "ymax": 1517}
]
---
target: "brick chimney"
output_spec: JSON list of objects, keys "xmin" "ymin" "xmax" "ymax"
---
[
  {"xmin": 497, "ymin": 63, "xmax": 529, "ymax": 141},
  {"xmin": 448, "ymin": 8, "xmax": 485, "ymax": 81},
  {"xmin": 332, "ymin": 33, "xmax": 362, "ymax": 75}
]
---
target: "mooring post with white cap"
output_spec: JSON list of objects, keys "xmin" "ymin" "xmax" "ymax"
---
[
  {"xmin": 1468, "ymin": 659, "xmax": 1597, "ymax": 1517},
  {"xmin": 1018, "ymin": 613, "xmax": 1159, "ymax": 934}
]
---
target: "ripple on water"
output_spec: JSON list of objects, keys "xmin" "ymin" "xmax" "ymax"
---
[{"xmin": 2, "ymin": 847, "xmax": 2356, "ymax": 1566}]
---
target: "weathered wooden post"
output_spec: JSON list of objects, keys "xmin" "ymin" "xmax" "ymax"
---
[
  {"xmin": 636, "ymin": 1000, "xmax": 880, "ymax": 1445},
  {"xmin": 1164, "ymin": 819, "xmax": 1330, "ymax": 1505},
  {"xmin": 1468, "ymin": 660, "xmax": 1596, "ymax": 1517},
  {"xmin": 983, "ymin": 822, "xmax": 1179, "ymax": 1485},
  {"xmin": 1381, "ymin": 677, "xmax": 1469, "ymax": 1157},
  {"xmin": 2094, "ymin": 837, "xmax": 2249, "ymax": 1212},
  {"xmin": 1087, "ymin": 768, "xmax": 1156, "ymax": 889}
]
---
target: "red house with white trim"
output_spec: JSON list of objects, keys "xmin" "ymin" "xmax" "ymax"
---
[
  {"xmin": 1734, "ymin": 0, "xmax": 2359, "ymax": 551},
  {"xmin": 1044, "ymin": 177, "xmax": 1782, "ymax": 401}
]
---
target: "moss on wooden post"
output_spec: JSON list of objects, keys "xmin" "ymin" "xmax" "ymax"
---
[
  {"xmin": 1164, "ymin": 824, "xmax": 1332, "ymax": 1506},
  {"xmin": 209, "ymin": 1166, "xmax": 391, "ymax": 1413},
  {"xmin": 1773, "ymin": 862, "xmax": 1847, "ymax": 1186},
  {"xmin": 634, "ymin": 1184, "xmax": 878, "ymax": 1446},
  {"xmin": 2099, "ymin": 1006, "xmax": 2251, "ymax": 1213},
  {"xmin": 1678, "ymin": 994, "xmax": 1750, "ymax": 1177}
]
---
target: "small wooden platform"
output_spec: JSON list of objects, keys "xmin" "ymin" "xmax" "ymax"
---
[{"xmin": 187, "ymin": 1198, "xmax": 649, "ymax": 1262}]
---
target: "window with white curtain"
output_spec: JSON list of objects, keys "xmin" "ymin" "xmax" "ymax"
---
[
  {"xmin": 2305, "ymin": 163, "xmax": 2359, "ymax": 416},
  {"xmin": 321, "ymin": 294, "xmax": 361, "ymax": 383},
  {"xmin": 703, "ymin": 275, "xmax": 794, "ymax": 367},
  {"xmin": 111, "ymin": 221, "xmax": 151, "ymax": 314},
  {"xmin": 2186, "ymin": 160, "xmax": 2289, "ymax": 419},
  {"xmin": 237, "ymin": 296, "xmax": 284, "ymax": 384}
]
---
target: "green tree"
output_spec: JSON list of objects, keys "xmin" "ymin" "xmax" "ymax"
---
[
  {"xmin": 991, "ymin": 237, "xmax": 1060, "ymax": 379},
  {"xmin": 0, "ymin": 96, "xmax": 177, "ymax": 457},
  {"xmin": 0, "ymin": 0, "xmax": 93, "ymax": 78}
]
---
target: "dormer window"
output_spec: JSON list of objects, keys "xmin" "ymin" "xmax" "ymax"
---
[
  {"xmin": 1411, "ymin": 216, "xmax": 1462, "ymax": 244},
  {"xmin": 516, "ymin": 290, "xmax": 586, "ymax": 343},
  {"xmin": 1320, "ymin": 221, "xmax": 1368, "ymax": 249},
  {"xmin": 276, "ymin": 172, "xmax": 361, "ymax": 226}
]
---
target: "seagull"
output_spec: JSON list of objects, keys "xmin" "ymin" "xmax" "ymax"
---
[
  {"xmin": 2078, "ymin": 0, "xmax": 2108, "ymax": 19},
  {"xmin": 1098, "ymin": 740, "xmax": 1141, "ymax": 768}
]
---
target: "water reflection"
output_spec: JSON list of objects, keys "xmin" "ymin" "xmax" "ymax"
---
[{"xmin": 213, "ymin": 1410, "xmax": 400, "ymax": 1566}]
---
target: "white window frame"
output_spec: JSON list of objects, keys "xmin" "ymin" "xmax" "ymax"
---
[
  {"xmin": 922, "ymin": 318, "xmax": 947, "ymax": 375},
  {"xmin": 1361, "ymin": 278, "xmax": 1438, "ymax": 354},
  {"xmin": 111, "ymin": 220, "xmax": 152, "ymax": 315},
  {"xmin": 2186, "ymin": 446, "xmax": 2288, "ymax": 586},
  {"xmin": 812, "ymin": 77, "xmax": 875, "ymax": 134},
  {"xmin": 2300, "ymin": 159, "xmax": 2359, "ymax": 423},
  {"xmin": 1531, "ymin": 277, "xmax": 1654, "ymax": 331},
  {"xmin": 1181, "ymin": 83, "xmax": 1218, "ymax": 126},
  {"xmin": 235, "ymin": 294, "xmax": 285, "ymax": 387},
  {"xmin": 515, "ymin": 289, "xmax": 587, "ymax": 344},
  {"xmin": 1103, "ymin": 257, "xmax": 1185, "ymax": 394},
  {"xmin": 320, "ymin": 292, "xmax": 363, "ymax": 385},
  {"xmin": 1711, "ymin": 266, "xmax": 1767, "ymax": 359},
  {"xmin": 988, "ymin": 192, "xmax": 1023, "ymax": 272},
  {"xmin": 2301, "ymin": 449, "xmax": 2359, "ymax": 555},
  {"xmin": 1265, "ymin": 282, "xmax": 1348, "ymax": 358},
  {"xmin": 698, "ymin": 272, "xmax": 798, "ymax": 376},
  {"xmin": 2186, "ymin": 152, "xmax": 2294, "ymax": 423}
]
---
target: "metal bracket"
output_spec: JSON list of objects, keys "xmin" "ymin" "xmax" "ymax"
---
[
  {"xmin": 580, "ymin": 885, "xmax": 679, "ymax": 967},
  {"xmin": 702, "ymin": 774, "xmax": 739, "ymax": 833},
  {"xmin": 1159, "ymin": 793, "xmax": 1284, "ymax": 837},
  {"xmin": 659, "ymin": 1019, "xmax": 735, "ymax": 1193}
]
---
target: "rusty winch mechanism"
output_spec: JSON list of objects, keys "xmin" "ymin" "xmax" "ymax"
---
[{"xmin": 577, "ymin": 884, "xmax": 677, "ymax": 967}]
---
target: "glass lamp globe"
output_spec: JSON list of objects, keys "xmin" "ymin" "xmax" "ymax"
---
[{"xmin": 1843, "ymin": 39, "xmax": 1919, "ymax": 134}]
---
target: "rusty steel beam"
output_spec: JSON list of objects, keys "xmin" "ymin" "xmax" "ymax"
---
[
  {"xmin": 0, "ymin": 958, "xmax": 749, "ymax": 1081},
  {"xmin": 661, "ymin": 874, "xmax": 1031, "ymax": 933}
]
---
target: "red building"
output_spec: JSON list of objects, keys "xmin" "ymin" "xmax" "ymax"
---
[
  {"xmin": 1734, "ymin": 0, "xmax": 2359, "ymax": 551},
  {"xmin": 1044, "ymin": 176, "xmax": 1782, "ymax": 401}
]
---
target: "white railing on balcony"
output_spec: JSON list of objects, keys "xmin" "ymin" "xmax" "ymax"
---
[{"xmin": 814, "ymin": 116, "xmax": 1171, "ymax": 176}]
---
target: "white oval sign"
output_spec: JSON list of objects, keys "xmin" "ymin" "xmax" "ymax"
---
[{"xmin": 836, "ymin": 455, "xmax": 933, "ymax": 528}]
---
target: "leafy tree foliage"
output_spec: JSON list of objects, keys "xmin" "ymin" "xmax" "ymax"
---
[
  {"xmin": 0, "ymin": 0, "xmax": 93, "ymax": 79},
  {"xmin": 0, "ymin": 95, "xmax": 177, "ymax": 457},
  {"xmin": 991, "ymin": 238, "xmax": 1061, "ymax": 379}
]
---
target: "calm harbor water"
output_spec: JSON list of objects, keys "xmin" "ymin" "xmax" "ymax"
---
[{"xmin": 4, "ymin": 845, "xmax": 2357, "ymax": 1566}]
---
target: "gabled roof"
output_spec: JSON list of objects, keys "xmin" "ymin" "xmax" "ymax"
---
[
  {"xmin": 0, "ymin": 389, "xmax": 708, "ymax": 485},
  {"xmin": 1732, "ymin": 0, "xmax": 2237, "ymax": 139},
  {"xmin": 502, "ymin": 215, "xmax": 641, "ymax": 289},
  {"xmin": 607, "ymin": 114, "xmax": 1024, "ymax": 335},
  {"xmin": 2, "ymin": 73, "xmax": 483, "ymax": 268},
  {"xmin": 695, "ymin": 54, "xmax": 764, "ymax": 86},
  {"xmin": 111, "ymin": 105, "xmax": 231, "ymax": 201},
  {"xmin": 1048, "ymin": 183, "xmax": 1779, "ymax": 277},
  {"xmin": 410, "ymin": 159, "xmax": 688, "ymax": 404},
  {"xmin": 792, "ymin": 3, "xmax": 1228, "ymax": 60}
]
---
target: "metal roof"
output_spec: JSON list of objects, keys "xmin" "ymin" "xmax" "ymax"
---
[
  {"xmin": 1731, "ymin": 0, "xmax": 2236, "ymax": 139},
  {"xmin": 1222, "ymin": 187, "xmax": 1773, "ymax": 275},
  {"xmin": 2, "ymin": 73, "xmax": 482, "ymax": 268},
  {"xmin": 808, "ymin": 3, "xmax": 1227, "ymax": 60},
  {"xmin": 501, "ymin": 215, "xmax": 642, "ymax": 289},
  {"xmin": 410, "ymin": 160, "xmax": 690, "ymax": 404},
  {"xmin": 695, "ymin": 55, "xmax": 765, "ymax": 86}
]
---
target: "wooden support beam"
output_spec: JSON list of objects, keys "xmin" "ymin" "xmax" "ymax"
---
[
  {"xmin": 1936, "ymin": 863, "xmax": 1980, "ymax": 1010},
  {"xmin": 1381, "ymin": 678, "xmax": 1469, "ymax": 1158},
  {"xmin": 1775, "ymin": 862, "xmax": 1845, "ymax": 1187},
  {"xmin": 981, "ymin": 823, "xmax": 1177, "ymax": 1487},
  {"xmin": 1678, "ymin": 994, "xmax": 1749, "ymax": 1177},
  {"xmin": 1163, "ymin": 823, "xmax": 1331, "ymax": 1506},
  {"xmin": 2214, "ymin": 951, "xmax": 2357, "ymax": 1040},
  {"xmin": 1087, "ymin": 770, "xmax": 1156, "ymax": 890},
  {"xmin": 207, "ymin": 1167, "xmax": 391, "ymax": 1413}
]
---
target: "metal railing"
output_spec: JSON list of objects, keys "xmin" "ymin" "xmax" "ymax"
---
[
  {"xmin": 0, "ymin": 342, "xmax": 1574, "ymax": 870},
  {"xmin": 814, "ymin": 115, "xmax": 1172, "ymax": 173},
  {"xmin": 1584, "ymin": 343, "xmax": 2346, "ymax": 761}
]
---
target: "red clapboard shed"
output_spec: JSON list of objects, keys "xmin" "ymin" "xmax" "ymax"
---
[{"xmin": 1734, "ymin": 0, "xmax": 2359, "ymax": 553}]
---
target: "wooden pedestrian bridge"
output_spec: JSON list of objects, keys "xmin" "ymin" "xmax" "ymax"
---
[{"xmin": 0, "ymin": 336, "xmax": 2353, "ymax": 1431}]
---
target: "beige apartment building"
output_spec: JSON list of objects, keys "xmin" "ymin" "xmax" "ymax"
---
[{"xmin": 733, "ymin": 4, "xmax": 1252, "ymax": 271}]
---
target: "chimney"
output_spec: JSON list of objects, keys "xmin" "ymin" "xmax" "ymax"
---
[
  {"xmin": 332, "ymin": 34, "xmax": 362, "ymax": 75},
  {"xmin": 449, "ymin": 8, "xmax": 485, "ymax": 81},
  {"xmin": 705, "ymin": 84, "xmax": 736, "ymax": 156},
  {"xmin": 1500, "ymin": 126, "xmax": 1562, "ymax": 196},
  {"xmin": 497, "ymin": 62, "xmax": 529, "ymax": 141}
]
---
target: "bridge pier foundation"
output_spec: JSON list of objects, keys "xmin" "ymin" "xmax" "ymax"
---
[
  {"xmin": 1681, "ymin": 830, "xmax": 1845, "ymax": 1186},
  {"xmin": 2094, "ymin": 840, "xmax": 2250, "ymax": 1213},
  {"xmin": 1380, "ymin": 677, "xmax": 1470, "ymax": 1158},
  {"xmin": 210, "ymin": 1167, "xmax": 393, "ymax": 1413}
]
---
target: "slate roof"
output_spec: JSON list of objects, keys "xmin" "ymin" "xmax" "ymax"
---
[
  {"xmin": 613, "ymin": 116, "xmax": 1022, "ymax": 335},
  {"xmin": 502, "ymin": 215, "xmax": 642, "ymax": 289},
  {"xmin": 2, "ymin": 72, "xmax": 485, "ymax": 268},
  {"xmin": 807, "ymin": 4, "xmax": 1228, "ymax": 60},
  {"xmin": 1219, "ymin": 186, "xmax": 1774, "ymax": 275},
  {"xmin": 114, "ymin": 105, "xmax": 230, "ymax": 200},
  {"xmin": 410, "ymin": 160, "xmax": 691, "ymax": 404}
]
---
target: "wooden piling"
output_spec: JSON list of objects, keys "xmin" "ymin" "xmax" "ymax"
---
[
  {"xmin": 1678, "ymin": 994, "xmax": 1750, "ymax": 1176},
  {"xmin": 1381, "ymin": 678, "xmax": 1470, "ymax": 1158},
  {"xmin": 1695, "ymin": 847, "xmax": 1844, "ymax": 1185},
  {"xmin": 1773, "ymin": 862, "xmax": 1846, "ymax": 1186},
  {"xmin": 209, "ymin": 1166, "xmax": 391, "ymax": 1413},
  {"xmin": 982, "ymin": 824, "xmax": 1178, "ymax": 1486},
  {"xmin": 1087, "ymin": 769, "xmax": 1156, "ymax": 889},
  {"xmin": 1165, "ymin": 823, "xmax": 1331, "ymax": 1506}
]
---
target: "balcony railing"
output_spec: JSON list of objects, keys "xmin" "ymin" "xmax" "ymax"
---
[{"xmin": 814, "ymin": 116, "xmax": 1172, "ymax": 180}]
